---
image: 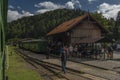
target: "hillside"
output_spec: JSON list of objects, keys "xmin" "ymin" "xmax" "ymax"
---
[{"xmin": 6, "ymin": 9, "xmax": 113, "ymax": 41}]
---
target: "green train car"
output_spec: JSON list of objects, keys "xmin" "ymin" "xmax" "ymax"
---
[{"xmin": 19, "ymin": 39, "xmax": 48, "ymax": 53}]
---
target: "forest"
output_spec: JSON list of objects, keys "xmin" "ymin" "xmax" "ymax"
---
[{"xmin": 6, "ymin": 9, "xmax": 120, "ymax": 42}]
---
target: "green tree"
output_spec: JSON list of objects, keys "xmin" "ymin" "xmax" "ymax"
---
[{"xmin": 7, "ymin": 9, "xmax": 111, "ymax": 42}]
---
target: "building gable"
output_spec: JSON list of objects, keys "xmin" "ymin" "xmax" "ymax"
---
[
  {"xmin": 47, "ymin": 14, "xmax": 108, "ymax": 36},
  {"xmin": 70, "ymin": 19, "xmax": 101, "ymax": 44}
]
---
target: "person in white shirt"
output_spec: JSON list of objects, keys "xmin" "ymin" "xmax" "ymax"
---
[
  {"xmin": 117, "ymin": 44, "xmax": 120, "ymax": 51},
  {"xmin": 69, "ymin": 45, "xmax": 73, "ymax": 57}
]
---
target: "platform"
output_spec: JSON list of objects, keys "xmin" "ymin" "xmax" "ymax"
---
[{"xmin": 19, "ymin": 49, "xmax": 120, "ymax": 80}]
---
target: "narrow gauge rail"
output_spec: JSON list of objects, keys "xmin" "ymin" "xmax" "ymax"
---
[
  {"xmin": 16, "ymin": 50, "xmax": 69, "ymax": 80},
  {"xmin": 16, "ymin": 49, "xmax": 108, "ymax": 80},
  {"xmin": 16, "ymin": 49, "xmax": 93, "ymax": 80}
]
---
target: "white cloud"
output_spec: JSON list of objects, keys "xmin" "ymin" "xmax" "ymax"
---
[
  {"xmin": 72, "ymin": 0, "xmax": 81, "ymax": 9},
  {"xmin": 8, "ymin": 1, "xmax": 82, "ymax": 22},
  {"xmin": 36, "ymin": 9, "xmax": 52, "ymax": 14},
  {"xmin": 22, "ymin": 10, "xmax": 33, "ymax": 17},
  {"xmin": 35, "ymin": 0, "xmax": 81, "ymax": 14},
  {"xmin": 8, "ymin": 9, "xmax": 33, "ymax": 22},
  {"xmin": 8, "ymin": 5, "xmax": 14, "ymax": 9},
  {"xmin": 98, "ymin": 3, "xmax": 120, "ymax": 19},
  {"xmin": 8, "ymin": 10, "xmax": 21, "ymax": 22},
  {"xmin": 88, "ymin": 0, "xmax": 97, "ymax": 4},
  {"xmin": 66, "ymin": 0, "xmax": 81, "ymax": 9},
  {"xmin": 35, "ymin": 1, "xmax": 64, "ymax": 9},
  {"xmin": 35, "ymin": 1, "xmax": 65, "ymax": 14},
  {"xmin": 8, "ymin": 5, "xmax": 34, "ymax": 22},
  {"xmin": 66, "ymin": 1, "xmax": 74, "ymax": 9}
]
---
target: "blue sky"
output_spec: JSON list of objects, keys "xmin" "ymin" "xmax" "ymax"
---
[{"xmin": 8, "ymin": 0, "xmax": 120, "ymax": 22}]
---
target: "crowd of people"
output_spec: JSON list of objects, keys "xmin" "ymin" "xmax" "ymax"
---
[
  {"xmin": 60, "ymin": 44, "xmax": 114, "ymax": 60},
  {"xmin": 47, "ymin": 42, "xmax": 114, "ymax": 73},
  {"xmin": 47, "ymin": 43, "xmax": 114, "ymax": 60}
]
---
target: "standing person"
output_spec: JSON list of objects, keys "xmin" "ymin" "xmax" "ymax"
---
[
  {"xmin": 69, "ymin": 45, "xmax": 73, "ymax": 57},
  {"xmin": 107, "ymin": 45, "xmax": 114, "ymax": 59},
  {"xmin": 73, "ymin": 45, "xmax": 78, "ymax": 57},
  {"xmin": 97, "ymin": 45, "xmax": 102, "ymax": 60},
  {"xmin": 65, "ymin": 45, "xmax": 69, "ymax": 58},
  {"xmin": 117, "ymin": 43, "xmax": 120, "ymax": 51},
  {"xmin": 60, "ymin": 45, "xmax": 67, "ymax": 73},
  {"xmin": 94, "ymin": 45, "xmax": 98, "ymax": 59},
  {"xmin": 111, "ymin": 45, "xmax": 114, "ymax": 59},
  {"xmin": 78, "ymin": 45, "xmax": 82, "ymax": 58},
  {"xmin": 46, "ymin": 44, "xmax": 51, "ymax": 59},
  {"xmin": 101, "ymin": 47, "xmax": 105, "ymax": 60}
]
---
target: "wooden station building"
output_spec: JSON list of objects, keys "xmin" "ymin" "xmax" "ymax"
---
[{"xmin": 47, "ymin": 14, "xmax": 108, "ymax": 45}]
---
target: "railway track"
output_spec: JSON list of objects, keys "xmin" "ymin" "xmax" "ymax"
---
[
  {"xmin": 16, "ymin": 50, "xmax": 92, "ymax": 80},
  {"xmin": 16, "ymin": 49, "xmax": 109, "ymax": 80},
  {"xmin": 17, "ymin": 50, "xmax": 69, "ymax": 80}
]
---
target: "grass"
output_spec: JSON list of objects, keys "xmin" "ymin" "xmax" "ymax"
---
[{"xmin": 6, "ymin": 46, "xmax": 44, "ymax": 80}]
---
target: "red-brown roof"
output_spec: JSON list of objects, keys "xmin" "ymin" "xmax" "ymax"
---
[{"xmin": 47, "ymin": 14, "xmax": 108, "ymax": 36}]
